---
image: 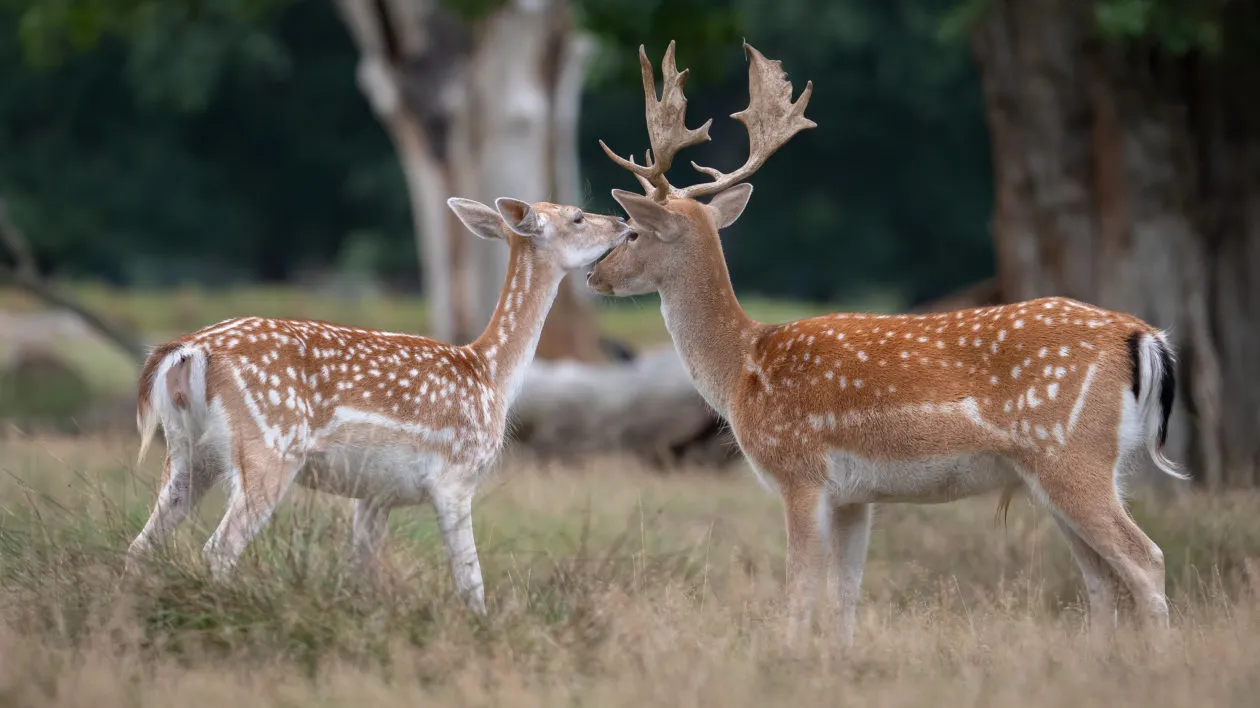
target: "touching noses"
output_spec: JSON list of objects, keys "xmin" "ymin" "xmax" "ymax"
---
[
  {"xmin": 583, "ymin": 215, "xmax": 629, "ymax": 295},
  {"xmin": 586, "ymin": 267, "xmax": 610, "ymax": 295}
]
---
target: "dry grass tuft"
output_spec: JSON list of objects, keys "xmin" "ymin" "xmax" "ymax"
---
[{"xmin": 2, "ymin": 433, "xmax": 1260, "ymax": 706}]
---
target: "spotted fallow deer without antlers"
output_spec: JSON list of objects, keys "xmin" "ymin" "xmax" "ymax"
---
[
  {"xmin": 128, "ymin": 197, "xmax": 632, "ymax": 612},
  {"xmin": 587, "ymin": 40, "xmax": 1187, "ymax": 645}
]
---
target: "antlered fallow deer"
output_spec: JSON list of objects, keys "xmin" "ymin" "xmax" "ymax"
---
[
  {"xmin": 586, "ymin": 41, "xmax": 1187, "ymax": 645},
  {"xmin": 128, "ymin": 197, "xmax": 633, "ymax": 612}
]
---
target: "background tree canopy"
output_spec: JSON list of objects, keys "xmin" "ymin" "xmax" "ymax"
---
[
  {"xmin": 0, "ymin": 0, "xmax": 995, "ymax": 305},
  {"xmin": 4, "ymin": 0, "xmax": 1260, "ymax": 487}
]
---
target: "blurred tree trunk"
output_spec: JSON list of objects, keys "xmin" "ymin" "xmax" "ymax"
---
[
  {"xmin": 333, "ymin": 0, "xmax": 733, "ymax": 468},
  {"xmin": 971, "ymin": 0, "xmax": 1260, "ymax": 489},
  {"xmin": 335, "ymin": 0, "xmax": 604, "ymax": 362}
]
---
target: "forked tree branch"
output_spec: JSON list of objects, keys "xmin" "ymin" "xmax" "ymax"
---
[{"xmin": 0, "ymin": 199, "xmax": 148, "ymax": 365}]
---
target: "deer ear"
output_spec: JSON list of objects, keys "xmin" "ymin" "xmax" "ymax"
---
[
  {"xmin": 705, "ymin": 183, "xmax": 753, "ymax": 229},
  {"xmin": 495, "ymin": 198, "xmax": 543, "ymax": 237},
  {"xmin": 447, "ymin": 197, "xmax": 504, "ymax": 240},
  {"xmin": 610, "ymin": 189, "xmax": 684, "ymax": 242}
]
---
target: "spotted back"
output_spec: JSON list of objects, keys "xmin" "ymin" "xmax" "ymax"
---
[{"xmin": 735, "ymin": 296, "xmax": 1151, "ymax": 461}]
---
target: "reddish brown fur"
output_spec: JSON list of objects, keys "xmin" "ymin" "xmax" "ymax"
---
[
  {"xmin": 732, "ymin": 299, "xmax": 1147, "ymax": 469},
  {"xmin": 136, "ymin": 219, "xmax": 587, "ymax": 476},
  {"xmin": 127, "ymin": 197, "xmax": 633, "ymax": 606},
  {"xmin": 587, "ymin": 39, "xmax": 1181, "ymax": 645},
  {"xmin": 156, "ymin": 315, "xmax": 493, "ymax": 447},
  {"xmin": 591, "ymin": 192, "xmax": 1180, "ymax": 644}
]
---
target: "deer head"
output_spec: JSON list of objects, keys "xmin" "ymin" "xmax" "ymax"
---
[
  {"xmin": 587, "ymin": 40, "xmax": 814, "ymax": 296},
  {"xmin": 448, "ymin": 197, "xmax": 633, "ymax": 271}
]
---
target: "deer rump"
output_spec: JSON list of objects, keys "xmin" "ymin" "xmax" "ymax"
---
[{"xmin": 136, "ymin": 343, "xmax": 469, "ymax": 505}]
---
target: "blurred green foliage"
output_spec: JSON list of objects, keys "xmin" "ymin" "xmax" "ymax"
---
[
  {"xmin": 3, "ymin": 0, "xmax": 1255, "ymax": 303},
  {"xmin": 9, "ymin": 0, "xmax": 299, "ymax": 74},
  {"xmin": 1, "ymin": 0, "xmax": 407, "ymax": 286},
  {"xmin": 0, "ymin": 0, "xmax": 1082, "ymax": 304},
  {"xmin": 1094, "ymin": 0, "xmax": 1225, "ymax": 55},
  {"xmin": 0, "ymin": 0, "xmax": 998, "ymax": 303}
]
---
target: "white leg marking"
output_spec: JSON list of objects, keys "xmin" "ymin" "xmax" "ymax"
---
[
  {"xmin": 433, "ymin": 485, "xmax": 486, "ymax": 614},
  {"xmin": 825, "ymin": 501, "xmax": 873, "ymax": 649}
]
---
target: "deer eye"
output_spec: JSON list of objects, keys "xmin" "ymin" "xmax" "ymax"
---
[
  {"xmin": 627, "ymin": 232, "xmax": 639, "ymax": 242},
  {"xmin": 572, "ymin": 211, "xmax": 584, "ymax": 224}
]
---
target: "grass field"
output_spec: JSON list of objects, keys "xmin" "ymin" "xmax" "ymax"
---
[
  {"xmin": 0, "ymin": 282, "xmax": 897, "ymax": 340},
  {"xmin": 0, "ymin": 282, "xmax": 886, "ymax": 406},
  {"xmin": 3, "ymin": 285, "xmax": 1260, "ymax": 705},
  {"xmin": 3, "ymin": 433, "xmax": 1260, "ymax": 706}
]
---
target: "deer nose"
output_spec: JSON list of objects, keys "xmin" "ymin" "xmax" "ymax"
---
[{"xmin": 586, "ymin": 271, "xmax": 611, "ymax": 295}]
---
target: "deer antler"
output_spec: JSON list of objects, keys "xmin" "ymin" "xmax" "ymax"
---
[
  {"xmin": 599, "ymin": 41, "xmax": 713, "ymax": 201},
  {"xmin": 677, "ymin": 42, "xmax": 815, "ymax": 200},
  {"xmin": 601, "ymin": 41, "xmax": 814, "ymax": 203}
]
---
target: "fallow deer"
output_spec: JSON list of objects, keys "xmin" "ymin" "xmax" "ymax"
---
[
  {"xmin": 128, "ymin": 197, "xmax": 633, "ymax": 612},
  {"xmin": 587, "ymin": 41, "xmax": 1186, "ymax": 645}
]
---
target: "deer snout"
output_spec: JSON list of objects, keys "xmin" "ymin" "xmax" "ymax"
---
[{"xmin": 586, "ymin": 268, "xmax": 613, "ymax": 296}]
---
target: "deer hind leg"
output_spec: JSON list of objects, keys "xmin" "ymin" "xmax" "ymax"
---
[
  {"xmin": 1031, "ymin": 460, "xmax": 1169, "ymax": 632},
  {"xmin": 432, "ymin": 482, "xmax": 486, "ymax": 614},
  {"xmin": 1052, "ymin": 516, "xmax": 1123, "ymax": 642},
  {"xmin": 128, "ymin": 445, "xmax": 218, "ymax": 566},
  {"xmin": 202, "ymin": 436, "xmax": 298, "ymax": 581},
  {"xmin": 350, "ymin": 498, "xmax": 392, "ymax": 573},
  {"xmin": 825, "ymin": 499, "xmax": 873, "ymax": 649}
]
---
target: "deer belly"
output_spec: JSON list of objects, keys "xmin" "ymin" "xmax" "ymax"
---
[
  {"xmin": 295, "ymin": 444, "xmax": 446, "ymax": 502},
  {"xmin": 825, "ymin": 450, "xmax": 1017, "ymax": 504}
]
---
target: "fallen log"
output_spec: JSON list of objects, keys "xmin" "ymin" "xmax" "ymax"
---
[{"xmin": 508, "ymin": 344, "xmax": 739, "ymax": 470}]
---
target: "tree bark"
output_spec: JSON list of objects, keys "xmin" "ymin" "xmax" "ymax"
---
[
  {"xmin": 536, "ymin": 23, "xmax": 606, "ymax": 364},
  {"xmin": 971, "ymin": 0, "xmax": 1260, "ymax": 489},
  {"xmin": 332, "ymin": 0, "xmax": 733, "ymax": 468},
  {"xmin": 334, "ymin": 0, "xmax": 467, "ymax": 343},
  {"xmin": 336, "ymin": 0, "xmax": 605, "ymax": 361}
]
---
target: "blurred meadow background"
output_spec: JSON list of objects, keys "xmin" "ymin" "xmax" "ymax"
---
[{"xmin": 2, "ymin": 0, "xmax": 1260, "ymax": 705}]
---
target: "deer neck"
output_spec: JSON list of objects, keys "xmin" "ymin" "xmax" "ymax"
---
[
  {"xmin": 658, "ymin": 234, "xmax": 757, "ymax": 418},
  {"xmin": 468, "ymin": 237, "xmax": 565, "ymax": 410}
]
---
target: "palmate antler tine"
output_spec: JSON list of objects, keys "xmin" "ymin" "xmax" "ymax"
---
[
  {"xmin": 598, "ymin": 40, "xmax": 713, "ymax": 202},
  {"xmin": 646, "ymin": 41, "xmax": 713, "ymax": 180},
  {"xmin": 678, "ymin": 42, "xmax": 816, "ymax": 200}
]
